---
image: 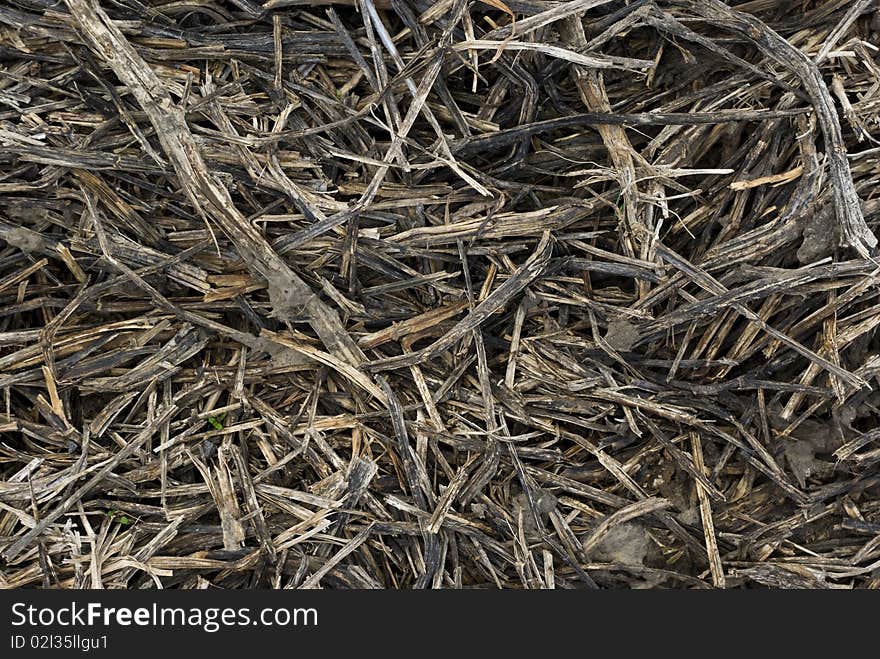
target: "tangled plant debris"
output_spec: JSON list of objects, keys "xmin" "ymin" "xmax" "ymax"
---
[{"xmin": 1, "ymin": 0, "xmax": 879, "ymax": 589}]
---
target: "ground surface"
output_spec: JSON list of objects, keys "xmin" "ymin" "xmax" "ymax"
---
[{"xmin": 1, "ymin": 0, "xmax": 880, "ymax": 589}]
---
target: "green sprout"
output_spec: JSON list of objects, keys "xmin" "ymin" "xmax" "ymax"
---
[
  {"xmin": 107, "ymin": 510, "xmax": 133, "ymax": 526},
  {"xmin": 207, "ymin": 412, "xmax": 227, "ymax": 431}
]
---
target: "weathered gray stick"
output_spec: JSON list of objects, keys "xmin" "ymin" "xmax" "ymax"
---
[{"xmin": 63, "ymin": 0, "xmax": 366, "ymax": 368}]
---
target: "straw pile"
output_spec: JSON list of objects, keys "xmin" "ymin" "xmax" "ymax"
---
[{"xmin": 1, "ymin": 0, "xmax": 879, "ymax": 589}]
